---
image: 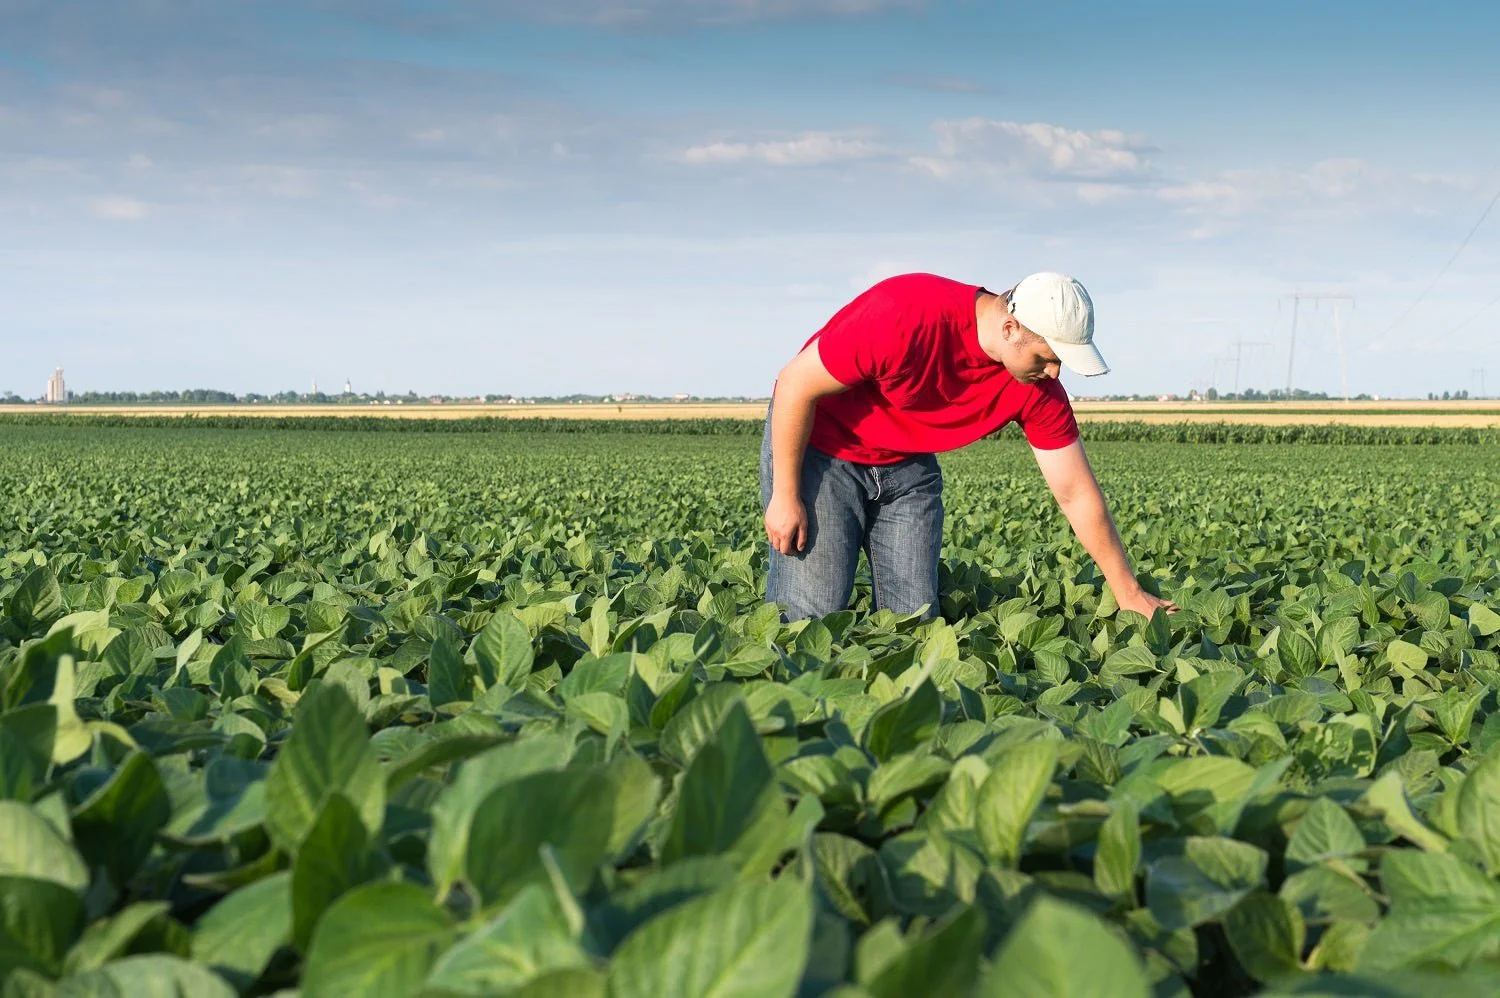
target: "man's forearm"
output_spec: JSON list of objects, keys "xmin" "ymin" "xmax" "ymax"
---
[
  {"xmin": 770, "ymin": 383, "xmax": 818, "ymax": 499},
  {"xmin": 1059, "ymin": 487, "xmax": 1143, "ymax": 600}
]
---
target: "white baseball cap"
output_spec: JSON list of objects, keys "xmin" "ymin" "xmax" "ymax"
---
[{"xmin": 1008, "ymin": 272, "xmax": 1109, "ymax": 377}]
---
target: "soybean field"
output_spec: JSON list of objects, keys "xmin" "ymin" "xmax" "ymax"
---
[{"xmin": 2, "ymin": 422, "xmax": 1500, "ymax": 998}]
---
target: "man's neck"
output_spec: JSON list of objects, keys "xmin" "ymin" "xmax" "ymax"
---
[{"xmin": 974, "ymin": 290, "xmax": 1007, "ymax": 361}]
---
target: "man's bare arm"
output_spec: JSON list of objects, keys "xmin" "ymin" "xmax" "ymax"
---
[
  {"xmin": 764, "ymin": 345, "xmax": 848, "ymax": 554},
  {"xmin": 1030, "ymin": 439, "xmax": 1178, "ymax": 617}
]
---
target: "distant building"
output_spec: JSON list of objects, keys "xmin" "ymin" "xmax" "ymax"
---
[
  {"xmin": 344, "ymin": 379, "xmax": 352, "ymax": 394},
  {"xmin": 46, "ymin": 368, "xmax": 66, "ymax": 403}
]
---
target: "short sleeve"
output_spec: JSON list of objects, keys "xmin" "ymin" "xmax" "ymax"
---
[
  {"xmin": 811, "ymin": 279, "xmax": 915, "ymax": 387},
  {"xmin": 1017, "ymin": 380, "xmax": 1080, "ymax": 449}
]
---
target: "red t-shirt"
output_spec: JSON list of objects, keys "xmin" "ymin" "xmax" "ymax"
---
[{"xmin": 800, "ymin": 273, "xmax": 1080, "ymax": 465}]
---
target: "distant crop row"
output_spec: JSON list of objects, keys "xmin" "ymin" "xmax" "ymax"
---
[{"xmin": 3, "ymin": 412, "xmax": 1500, "ymax": 445}]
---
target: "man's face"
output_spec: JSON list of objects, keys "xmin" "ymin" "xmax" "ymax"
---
[{"xmin": 1004, "ymin": 325, "xmax": 1063, "ymax": 384}]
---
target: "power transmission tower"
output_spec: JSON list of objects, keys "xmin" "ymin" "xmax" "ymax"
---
[
  {"xmin": 1475, "ymin": 368, "xmax": 1488, "ymax": 399},
  {"xmin": 1227, "ymin": 340, "xmax": 1271, "ymax": 395},
  {"xmin": 1282, "ymin": 292, "xmax": 1354, "ymax": 400}
]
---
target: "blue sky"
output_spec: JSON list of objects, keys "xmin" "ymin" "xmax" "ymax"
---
[{"xmin": 3, "ymin": 0, "xmax": 1498, "ymax": 399}]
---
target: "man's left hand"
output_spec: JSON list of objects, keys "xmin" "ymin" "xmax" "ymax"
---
[{"xmin": 1117, "ymin": 588, "xmax": 1179, "ymax": 617}]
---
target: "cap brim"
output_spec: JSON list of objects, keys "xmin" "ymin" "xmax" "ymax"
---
[{"xmin": 1046, "ymin": 338, "xmax": 1110, "ymax": 377}]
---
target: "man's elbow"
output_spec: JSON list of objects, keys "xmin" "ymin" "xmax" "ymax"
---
[{"xmin": 1052, "ymin": 486, "xmax": 1084, "ymax": 511}]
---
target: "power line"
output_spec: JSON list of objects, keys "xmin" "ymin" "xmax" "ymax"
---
[
  {"xmin": 1450, "ymin": 290, "xmax": 1500, "ymax": 336},
  {"xmin": 1374, "ymin": 182, "xmax": 1500, "ymax": 342}
]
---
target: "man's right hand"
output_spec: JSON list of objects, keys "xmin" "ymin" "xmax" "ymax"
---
[{"xmin": 764, "ymin": 492, "xmax": 809, "ymax": 555}]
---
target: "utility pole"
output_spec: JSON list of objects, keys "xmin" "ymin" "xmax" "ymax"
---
[
  {"xmin": 1282, "ymin": 292, "xmax": 1354, "ymax": 399},
  {"xmin": 1225, "ymin": 340, "xmax": 1271, "ymax": 396}
]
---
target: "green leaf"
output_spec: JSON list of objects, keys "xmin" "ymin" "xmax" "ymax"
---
[
  {"xmin": 55, "ymin": 955, "xmax": 236, "ymax": 998},
  {"xmin": 662, "ymin": 701, "xmax": 783, "ymax": 870},
  {"xmin": 1149, "ymin": 755, "xmax": 1257, "ymax": 807},
  {"xmin": 1362, "ymin": 771, "xmax": 1449, "ymax": 853},
  {"xmin": 426, "ymin": 734, "xmax": 574, "ymax": 898},
  {"xmin": 1359, "ymin": 850, "xmax": 1500, "ymax": 971},
  {"xmin": 1458, "ymin": 749, "xmax": 1500, "ymax": 873},
  {"xmin": 975, "ymin": 739, "xmax": 1058, "ymax": 866},
  {"xmin": 1277, "ymin": 628, "xmax": 1318, "ymax": 678},
  {"xmin": 1386, "ymin": 639, "xmax": 1428, "ymax": 671},
  {"xmin": 161, "ymin": 756, "xmax": 267, "ymax": 847},
  {"xmin": 1224, "ymin": 892, "xmax": 1305, "ymax": 985},
  {"xmin": 810, "ymin": 834, "xmax": 888, "ymax": 927},
  {"xmin": 978, "ymin": 896, "xmax": 1150, "ymax": 998},
  {"xmin": 0, "ymin": 802, "xmax": 89, "ymax": 890},
  {"xmin": 422, "ymin": 885, "xmax": 587, "ymax": 997},
  {"xmin": 1470, "ymin": 602, "xmax": 1500, "ymax": 637},
  {"xmin": 1099, "ymin": 646, "xmax": 1159, "ymax": 682},
  {"xmin": 0, "ymin": 705, "xmax": 56, "ymax": 802},
  {"xmin": 510, "ymin": 968, "xmax": 606, "ymax": 998},
  {"xmin": 9, "ymin": 567, "xmax": 63, "ymax": 635},
  {"xmin": 263, "ymin": 683, "xmax": 384, "ymax": 854},
  {"xmin": 862, "ymin": 907, "xmax": 984, "ymax": 998},
  {"xmin": 1146, "ymin": 837, "xmax": 1267, "ymax": 931},
  {"xmin": 863, "ymin": 680, "xmax": 941, "ymax": 762},
  {"xmin": 189, "ymin": 872, "xmax": 292, "ymax": 992},
  {"xmin": 0, "ymin": 875, "xmax": 84, "ymax": 981},
  {"xmin": 1279, "ymin": 867, "xmax": 1380, "ymax": 926},
  {"xmin": 1286, "ymin": 798, "xmax": 1365, "ymax": 869},
  {"xmin": 61, "ymin": 901, "xmax": 169, "ymax": 976},
  {"xmin": 1094, "ymin": 801, "xmax": 1141, "ymax": 900},
  {"xmin": 301, "ymin": 882, "xmax": 456, "ymax": 998},
  {"xmin": 659, "ymin": 684, "xmax": 742, "ymax": 768},
  {"xmin": 607, "ymin": 879, "xmax": 812, "ymax": 998},
  {"xmin": 426, "ymin": 631, "xmax": 471, "ymax": 708},
  {"xmin": 465, "ymin": 767, "xmax": 616, "ymax": 907},
  {"xmin": 383, "ymin": 732, "xmax": 505, "ymax": 792},
  {"xmin": 587, "ymin": 857, "xmax": 737, "ymax": 952},
  {"xmin": 70, "ymin": 752, "xmax": 171, "ymax": 889},
  {"xmin": 292, "ymin": 793, "xmax": 387, "ymax": 951},
  {"xmin": 471, "ymin": 611, "xmax": 533, "ymax": 690},
  {"xmin": 866, "ymin": 753, "xmax": 951, "ymax": 816},
  {"xmin": 879, "ymin": 830, "xmax": 984, "ymax": 917},
  {"xmin": 566, "ymin": 692, "xmax": 629, "ymax": 740},
  {"xmin": 1178, "ymin": 668, "xmax": 1244, "ymax": 732},
  {"xmin": 46, "ymin": 655, "xmax": 91, "ymax": 766},
  {"xmin": 601, "ymin": 753, "xmax": 662, "ymax": 858}
]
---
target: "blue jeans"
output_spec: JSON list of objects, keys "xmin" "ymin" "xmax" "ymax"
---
[{"xmin": 760, "ymin": 406, "xmax": 944, "ymax": 621}]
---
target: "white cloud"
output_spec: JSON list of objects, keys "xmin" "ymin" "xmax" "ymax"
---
[
  {"xmin": 918, "ymin": 118, "xmax": 1155, "ymax": 181},
  {"xmin": 92, "ymin": 196, "xmax": 149, "ymax": 220},
  {"xmin": 677, "ymin": 132, "xmax": 885, "ymax": 167}
]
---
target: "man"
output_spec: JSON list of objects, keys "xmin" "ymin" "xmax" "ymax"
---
[{"xmin": 761, "ymin": 271, "xmax": 1176, "ymax": 621}]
